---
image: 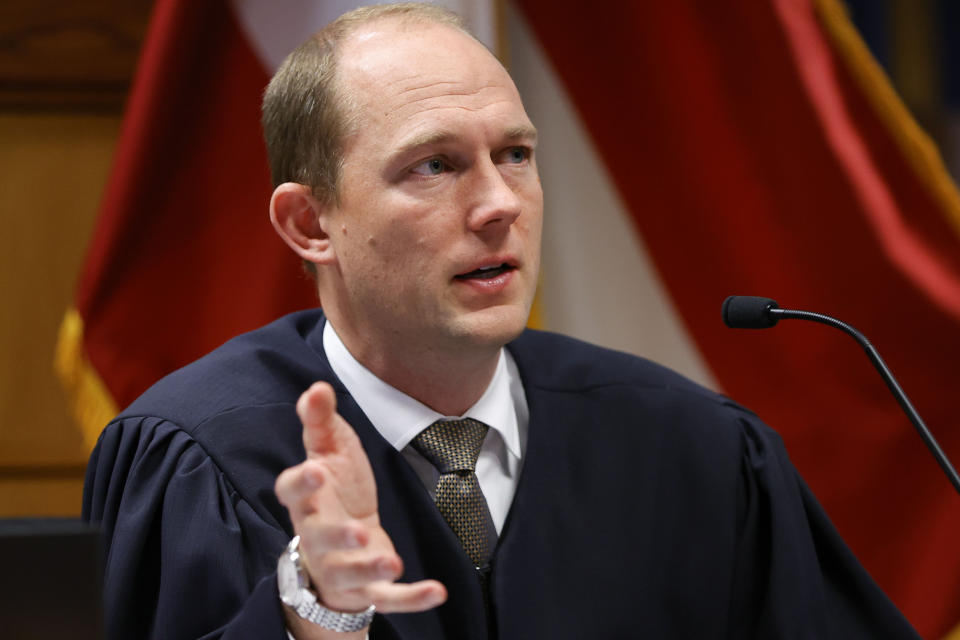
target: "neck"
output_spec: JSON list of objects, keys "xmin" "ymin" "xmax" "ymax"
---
[
  {"xmin": 325, "ymin": 322, "xmax": 501, "ymax": 417},
  {"xmin": 363, "ymin": 347, "xmax": 500, "ymax": 417}
]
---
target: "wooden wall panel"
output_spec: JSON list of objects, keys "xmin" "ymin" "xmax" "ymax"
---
[
  {"xmin": 0, "ymin": 475, "xmax": 86, "ymax": 516},
  {"xmin": 0, "ymin": 0, "xmax": 152, "ymax": 110},
  {"xmin": 0, "ymin": 113, "xmax": 120, "ymax": 516},
  {"xmin": 0, "ymin": 0, "xmax": 148, "ymax": 516}
]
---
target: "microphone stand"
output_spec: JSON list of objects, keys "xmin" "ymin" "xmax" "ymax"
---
[{"xmin": 766, "ymin": 307, "xmax": 960, "ymax": 496}]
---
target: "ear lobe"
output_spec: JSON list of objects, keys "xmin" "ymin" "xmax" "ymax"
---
[{"xmin": 269, "ymin": 182, "xmax": 335, "ymax": 264}]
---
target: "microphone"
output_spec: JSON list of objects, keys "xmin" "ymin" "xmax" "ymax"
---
[
  {"xmin": 721, "ymin": 295, "xmax": 781, "ymax": 328},
  {"xmin": 722, "ymin": 295, "xmax": 960, "ymax": 496}
]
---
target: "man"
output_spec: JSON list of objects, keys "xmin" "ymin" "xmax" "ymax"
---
[{"xmin": 84, "ymin": 4, "xmax": 920, "ymax": 639}]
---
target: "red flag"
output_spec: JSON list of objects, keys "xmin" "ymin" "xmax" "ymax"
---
[
  {"xmin": 515, "ymin": 0, "xmax": 960, "ymax": 636},
  {"xmin": 55, "ymin": 0, "xmax": 318, "ymax": 449}
]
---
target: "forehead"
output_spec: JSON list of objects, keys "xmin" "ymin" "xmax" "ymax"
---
[{"xmin": 335, "ymin": 20, "xmax": 530, "ymax": 140}]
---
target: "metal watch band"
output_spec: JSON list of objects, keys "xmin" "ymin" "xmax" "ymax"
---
[
  {"xmin": 294, "ymin": 600, "xmax": 376, "ymax": 632},
  {"xmin": 280, "ymin": 535, "xmax": 376, "ymax": 632}
]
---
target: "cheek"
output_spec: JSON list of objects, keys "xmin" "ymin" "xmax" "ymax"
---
[
  {"xmin": 367, "ymin": 220, "xmax": 435, "ymax": 259},
  {"xmin": 519, "ymin": 202, "xmax": 544, "ymax": 239},
  {"xmin": 518, "ymin": 181, "xmax": 544, "ymax": 222},
  {"xmin": 358, "ymin": 224, "xmax": 445, "ymax": 289}
]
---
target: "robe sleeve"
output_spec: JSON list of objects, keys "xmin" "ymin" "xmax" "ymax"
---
[
  {"xmin": 728, "ymin": 415, "xmax": 920, "ymax": 639},
  {"xmin": 83, "ymin": 416, "xmax": 292, "ymax": 640}
]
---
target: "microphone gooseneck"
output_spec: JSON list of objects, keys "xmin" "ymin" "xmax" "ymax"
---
[{"xmin": 721, "ymin": 295, "xmax": 960, "ymax": 497}]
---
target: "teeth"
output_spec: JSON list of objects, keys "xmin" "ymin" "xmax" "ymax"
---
[{"xmin": 456, "ymin": 263, "xmax": 510, "ymax": 279}]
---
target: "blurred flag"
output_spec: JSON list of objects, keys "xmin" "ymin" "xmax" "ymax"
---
[
  {"xmin": 55, "ymin": 0, "xmax": 495, "ymax": 451},
  {"xmin": 511, "ymin": 0, "xmax": 960, "ymax": 637}
]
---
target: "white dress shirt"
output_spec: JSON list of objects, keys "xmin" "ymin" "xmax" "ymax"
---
[{"xmin": 322, "ymin": 320, "xmax": 528, "ymax": 533}]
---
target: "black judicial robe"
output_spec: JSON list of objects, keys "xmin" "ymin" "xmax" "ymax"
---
[{"xmin": 83, "ymin": 310, "xmax": 920, "ymax": 639}]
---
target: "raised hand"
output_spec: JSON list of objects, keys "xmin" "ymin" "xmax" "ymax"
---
[{"xmin": 275, "ymin": 382, "xmax": 446, "ymax": 637}]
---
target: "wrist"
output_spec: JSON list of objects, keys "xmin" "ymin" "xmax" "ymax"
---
[{"xmin": 278, "ymin": 535, "xmax": 375, "ymax": 633}]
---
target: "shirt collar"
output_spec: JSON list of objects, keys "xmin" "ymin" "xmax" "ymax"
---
[{"xmin": 322, "ymin": 320, "xmax": 522, "ymax": 458}]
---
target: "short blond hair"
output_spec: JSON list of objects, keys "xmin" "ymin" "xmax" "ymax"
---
[{"xmin": 261, "ymin": 3, "xmax": 470, "ymax": 204}]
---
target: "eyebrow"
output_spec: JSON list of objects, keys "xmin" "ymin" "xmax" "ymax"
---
[
  {"xmin": 388, "ymin": 124, "xmax": 539, "ymax": 165},
  {"xmin": 503, "ymin": 125, "xmax": 538, "ymax": 144},
  {"xmin": 391, "ymin": 130, "xmax": 459, "ymax": 162}
]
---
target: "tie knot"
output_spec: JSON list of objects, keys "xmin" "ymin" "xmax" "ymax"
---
[{"xmin": 412, "ymin": 418, "xmax": 489, "ymax": 474}]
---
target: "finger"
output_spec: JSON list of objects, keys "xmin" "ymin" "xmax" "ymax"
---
[
  {"xmin": 298, "ymin": 382, "xmax": 349, "ymax": 457},
  {"xmin": 297, "ymin": 515, "xmax": 370, "ymax": 555},
  {"xmin": 274, "ymin": 460, "xmax": 327, "ymax": 521},
  {"xmin": 313, "ymin": 551, "xmax": 403, "ymax": 593},
  {"xmin": 295, "ymin": 382, "xmax": 378, "ymax": 516},
  {"xmin": 367, "ymin": 579, "xmax": 448, "ymax": 614}
]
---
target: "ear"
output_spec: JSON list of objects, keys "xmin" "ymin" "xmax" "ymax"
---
[{"xmin": 269, "ymin": 182, "xmax": 336, "ymax": 265}]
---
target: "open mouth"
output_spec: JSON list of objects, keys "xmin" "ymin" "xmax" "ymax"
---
[{"xmin": 454, "ymin": 263, "xmax": 515, "ymax": 280}]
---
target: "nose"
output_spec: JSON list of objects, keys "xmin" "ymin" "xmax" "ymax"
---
[{"xmin": 464, "ymin": 159, "xmax": 522, "ymax": 233}]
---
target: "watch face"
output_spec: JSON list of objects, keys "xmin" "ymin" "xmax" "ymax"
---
[{"xmin": 277, "ymin": 550, "xmax": 300, "ymax": 606}]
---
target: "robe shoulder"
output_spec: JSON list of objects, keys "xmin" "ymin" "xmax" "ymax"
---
[
  {"xmin": 83, "ymin": 311, "xmax": 331, "ymax": 639},
  {"xmin": 506, "ymin": 328, "xmax": 920, "ymax": 639},
  {"xmin": 119, "ymin": 309, "xmax": 330, "ymax": 429},
  {"xmin": 510, "ymin": 326, "xmax": 762, "ymax": 445},
  {"xmin": 83, "ymin": 414, "xmax": 293, "ymax": 639}
]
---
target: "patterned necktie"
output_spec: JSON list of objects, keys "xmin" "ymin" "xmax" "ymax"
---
[{"xmin": 412, "ymin": 418, "xmax": 496, "ymax": 567}]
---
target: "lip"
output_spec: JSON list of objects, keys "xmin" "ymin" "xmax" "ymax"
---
[
  {"xmin": 453, "ymin": 266, "xmax": 516, "ymax": 295},
  {"xmin": 452, "ymin": 254, "xmax": 520, "ymax": 296},
  {"xmin": 452, "ymin": 254, "xmax": 521, "ymax": 279}
]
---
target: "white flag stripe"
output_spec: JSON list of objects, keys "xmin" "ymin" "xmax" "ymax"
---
[{"xmin": 506, "ymin": 3, "xmax": 718, "ymax": 390}]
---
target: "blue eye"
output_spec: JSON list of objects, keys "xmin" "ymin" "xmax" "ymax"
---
[
  {"xmin": 412, "ymin": 157, "xmax": 447, "ymax": 176},
  {"xmin": 505, "ymin": 147, "xmax": 528, "ymax": 163}
]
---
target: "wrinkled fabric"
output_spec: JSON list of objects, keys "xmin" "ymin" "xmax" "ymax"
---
[{"xmin": 83, "ymin": 310, "xmax": 919, "ymax": 639}]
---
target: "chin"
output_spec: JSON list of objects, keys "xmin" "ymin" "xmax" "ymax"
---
[{"xmin": 447, "ymin": 304, "xmax": 531, "ymax": 350}]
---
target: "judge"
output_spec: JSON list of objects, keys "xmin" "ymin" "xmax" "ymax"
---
[{"xmin": 84, "ymin": 3, "xmax": 921, "ymax": 638}]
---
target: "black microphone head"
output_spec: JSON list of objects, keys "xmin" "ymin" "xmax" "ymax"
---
[{"xmin": 722, "ymin": 296, "xmax": 780, "ymax": 329}]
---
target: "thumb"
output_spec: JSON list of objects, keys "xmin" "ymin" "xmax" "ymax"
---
[{"xmin": 297, "ymin": 381, "xmax": 350, "ymax": 457}]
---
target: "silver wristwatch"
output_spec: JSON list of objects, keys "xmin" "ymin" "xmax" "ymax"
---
[{"xmin": 277, "ymin": 535, "xmax": 376, "ymax": 632}]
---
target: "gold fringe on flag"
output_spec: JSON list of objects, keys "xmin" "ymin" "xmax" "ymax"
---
[
  {"xmin": 54, "ymin": 307, "xmax": 118, "ymax": 453},
  {"xmin": 814, "ymin": 0, "xmax": 960, "ymax": 239}
]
